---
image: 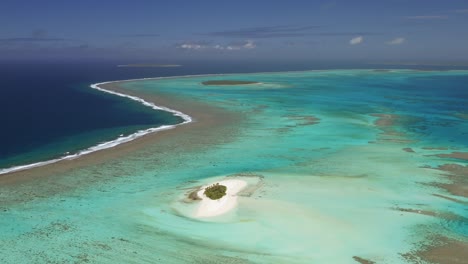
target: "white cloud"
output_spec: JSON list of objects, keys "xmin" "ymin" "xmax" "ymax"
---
[
  {"xmin": 178, "ymin": 43, "xmax": 207, "ymax": 50},
  {"xmin": 180, "ymin": 40, "xmax": 256, "ymax": 51},
  {"xmin": 243, "ymin": 40, "xmax": 256, "ymax": 49},
  {"xmin": 387, "ymin": 37, "xmax": 405, "ymax": 45},
  {"xmin": 226, "ymin": 40, "xmax": 256, "ymax": 50},
  {"xmin": 405, "ymin": 15, "xmax": 447, "ymax": 20},
  {"xmin": 226, "ymin": 45, "xmax": 241, "ymax": 50},
  {"xmin": 349, "ymin": 36, "xmax": 363, "ymax": 45}
]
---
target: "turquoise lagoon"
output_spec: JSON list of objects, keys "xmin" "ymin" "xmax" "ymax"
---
[{"xmin": 1, "ymin": 70, "xmax": 467, "ymax": 263}]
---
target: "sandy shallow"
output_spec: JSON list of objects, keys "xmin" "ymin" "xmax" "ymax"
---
[{"xmin": 195, "ymin": 179, "xmax": 247, "ymax": 218}]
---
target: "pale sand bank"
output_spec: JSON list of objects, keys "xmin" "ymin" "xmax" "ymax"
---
[{"xmin": 195, "ymin": 179, "xmax": 247, "ymax": 218}]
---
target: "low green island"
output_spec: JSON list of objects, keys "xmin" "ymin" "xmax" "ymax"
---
[
  {"xmin": 204, "ymin": 183, "xmax": 227, "ymax": 200},
  {"xmin": 201, "ymin": 80, "xmax": 259, "ymax": 86}
]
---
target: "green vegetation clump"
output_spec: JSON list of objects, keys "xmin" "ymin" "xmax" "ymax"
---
[{"xmin": 204, "ymin": 183, "xmax": 227, "ymax": 200}]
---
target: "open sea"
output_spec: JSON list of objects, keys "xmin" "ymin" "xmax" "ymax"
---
[
  {"xmin": 0, "ymin": 64, "xmax": 467, "ymax": 263},
  {"xmin": 0, "ymin": 60, "xmax": 328, "ymax": 172}
]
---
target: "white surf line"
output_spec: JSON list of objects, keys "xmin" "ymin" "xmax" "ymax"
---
[
  {"xmin": 3, "ymin": 68, "xmax": 461, "ymax": 175},
  {"xmin": 0, "ymin": 70, "xmax": 383, "ymax": 176},
  {"xmin": 0, "ymin": 80, "xmax": 193, "ymax": 175}
]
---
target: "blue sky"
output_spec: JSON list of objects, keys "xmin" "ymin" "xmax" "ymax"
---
[{"xmin": 1, "ymin": 0, "xmax": 468, "ymax": 64}]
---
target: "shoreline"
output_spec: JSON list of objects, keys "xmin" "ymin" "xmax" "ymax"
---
[{"xmin": 0, "ymin": 81, "xmax": 192, "ymax": 176}]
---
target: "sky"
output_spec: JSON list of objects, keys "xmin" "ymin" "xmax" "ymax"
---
[{"xmin": 1, "ymin": 0, "xmax": 468, "ymax": 64}]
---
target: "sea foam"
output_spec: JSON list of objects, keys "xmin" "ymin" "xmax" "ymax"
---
[{"xmin": 0, "ymin": 80, "xmax": 192, "ymax": 175}]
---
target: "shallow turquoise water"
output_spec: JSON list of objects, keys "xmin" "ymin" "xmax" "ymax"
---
[{"xmin": 1, "ymin": 70, "xmax": 467, "ymax": 263}]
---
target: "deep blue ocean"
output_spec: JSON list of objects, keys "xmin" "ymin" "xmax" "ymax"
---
[
  {"xmin": 0, "ymin": 60, "xmax": 324, "ymax": 170},
  {"xmin": 0, "ymin": 61, "xmax": 184, "ymax": 169},
  {"xmin": 1, "ymin": 60, "xmax": 466, "ymax": 171}
]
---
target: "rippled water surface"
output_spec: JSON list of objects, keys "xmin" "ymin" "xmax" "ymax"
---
[{"xmin": 1, "ymin": 70, "xmax": 467, "ymax": 263}]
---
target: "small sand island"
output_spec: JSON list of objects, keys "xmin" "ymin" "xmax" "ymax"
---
[
  {"xmin": 194, "ymin": 179, "xmax": 247, "ymax": 218},
  {"xmin": 202, "ymin": 80, "xmax": 259, "ymax": 86}
]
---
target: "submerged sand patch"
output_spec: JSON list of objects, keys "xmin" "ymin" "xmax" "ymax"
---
[
  {"xmin": 433, "ymin": 164, "xmax": 468, "ymax": 198},
  {"xmin": 202, "ymin": 80, "xmax": 259, "ymax": 86},
  {"xmin": 402, "ymin": 236, "xmax": 468, "ymax": 264},
  {"xmin": 403, "ymin": 147, "xmax": 415, "ymax": 153},
  {"xmin": 352, "ymin": 256, "xmax": 376, "ymax": 264},
  {"xmin": 370, "ymin": 113, "xmax": 398, "ymax": 127},
  {"xmin": 432, "ymin": 194, "xmax": 467, "ymax": 204},
  {"xmin": 370, "ymin": 113, "xmax": 417, "ymax": 144},
  {"xmin": 455, "ymin": 112, "xmax": 468, "ymax": 120},
  {"xmin": 422, "ymin": 147, "xmax": 450, "ymax": 150},
  {"xmin": 283, "ymin": 115, "xmax": 321, "ymax": 126},
  {"xmin": 435, "ymin": 152, "xmax": 468, "ymax": 161}
]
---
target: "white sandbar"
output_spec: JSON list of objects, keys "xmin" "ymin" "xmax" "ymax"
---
[{"xmin": 195, "ymin": 179, "xmax": 247, "ymax": 218}]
